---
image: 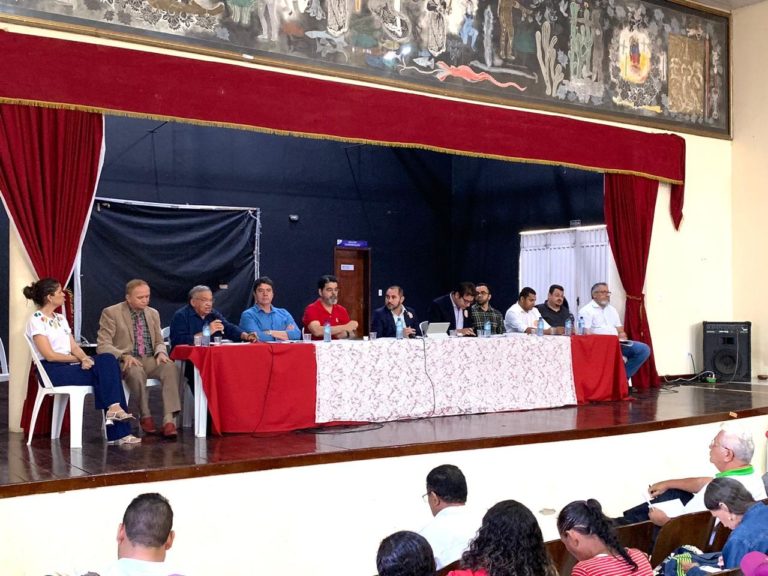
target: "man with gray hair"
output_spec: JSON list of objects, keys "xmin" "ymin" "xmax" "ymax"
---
[
  {"xmin": 99, "ymin": 492, "xmax": 182, "ymax": 575},
  {"xmin": 619, "ymin": 424, "xmax": 767, "ymax": 526},
  {"xmin": 578, "ymin": 282, "xmax": 650, "ymax": 379},
  {"xmin": 169, "ymin": 285, "xmax": 256, "ymax": 350}
]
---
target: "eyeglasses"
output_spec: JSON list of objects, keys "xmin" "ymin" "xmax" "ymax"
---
[
  {"xmin": 422, "ymin": 492, "xmax": 431, "ymax": 503},
  {"xmin": 594, "ymin": 290, "xmax": 611, "ymax": 294},
  {"xmin": 461, "ymin": 297, "xmax": 474, "ymax": 304},
  {"xmin": 709, "ymin": 440, "xmax": 726, "ymax": 450},
  {"xmin": 475, "ymin": 290, "xmax": 489, "ymax": 295}
]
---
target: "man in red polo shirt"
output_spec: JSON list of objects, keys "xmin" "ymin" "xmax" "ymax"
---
[{"xmin": 302, "ymin": 274, "xmax": 359, "ymax": 340}]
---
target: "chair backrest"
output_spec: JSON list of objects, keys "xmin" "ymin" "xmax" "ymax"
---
[
  {"xmin": 24, "ymin": 334, "xmax": 55, "ymax": 390},
  {"xmin": 545, "ymin": 538, "xmax": 577, "ymax": 576},
  {"xmin": 615, "ymin": 520, "xmax": 655, "ymax": 556},
  {"xmin": 0, "ymin": 337, "xmax": 9, "ymax": 379},
  {"xmin": 650, "ymin": 510, "xmax": 716, "ymax": 566},
  {"xmin": 161, "ymin": 326, "xmax": 170, "ymax": 340},
  {"xmin": 419, "ymin": 321, "xmax": 429, "ymax": 336}
]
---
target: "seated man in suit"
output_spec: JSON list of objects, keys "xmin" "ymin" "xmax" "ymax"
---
[
  {"xmin": 578, "ymin": 282, "xmax": 650, "ymax": 379},
  {"xmin": 535, "ymin": 284, "xmax": 571, "ymax": 335},
  {"xmin": 504, "ymin": 287, "xmax": 553, "ymax": 334},
  {"xmin": 302, "ymin": 274, "xmax": 359, "ymax": 340},
  {"xmin": 426, "ymin": 282, "xmax": 476, "ymax": 336},
  {"xmin": 97, "ymin": 279, "xmax": 181, "ymax": 439},
  {"xmin": 239, "ymin": 276, "xmax": 301, "ymax": 342},
  {"xmin": 372, "ymin": 285, "xmax": 420, "ymax": 338},
  {"xmin": 170, "ymin": 285, "xmax": 256, "ymax": 348}
]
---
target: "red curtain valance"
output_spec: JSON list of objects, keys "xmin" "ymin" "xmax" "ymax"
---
[{"xmin": 0, "ymin": 31, "xmax": 684, "ymax": 194}]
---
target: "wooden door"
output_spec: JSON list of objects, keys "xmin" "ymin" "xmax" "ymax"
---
[{"xmin": 334, "ymin": 247, "xmax": 371, "ymax": 337}]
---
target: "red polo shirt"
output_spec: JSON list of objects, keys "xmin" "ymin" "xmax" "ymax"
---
[{"xmin": 302, "ymin": 299, "xmax": 351, "ymax": 340}]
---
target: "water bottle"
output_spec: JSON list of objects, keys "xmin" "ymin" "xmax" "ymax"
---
[
  {"xmin": 536, "ymin": 317, "xmax": 545, "ymax": 336},
  {"xmin": 201, "ymin": 323, "xmax": 211, "ymax": 346},
  {"xmin": 577, "ymin": 316, "xmax": 585, "ymax": 336},
  {"xmin": 564, "ymin": 317, "xmax": 573, "ymax": 337},
  {"xmin": 396, "ymin": 318, "xmax": 404, "ymax": 340},
  {"xmin": 323, "ymin": 320, "xmax": 332, "ymax": 342},
  {"xmin": 484, "ymin": 320, "xmax": 491, "ymax": 337}
]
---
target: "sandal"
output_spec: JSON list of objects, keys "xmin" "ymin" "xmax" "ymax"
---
[
  {"xmin": 108, "ymin": 434, "xmax": 142, "ymax": 446},
  {"xmin": 105, "ymin": 408, "xmax": 135, "ymax": 424}
]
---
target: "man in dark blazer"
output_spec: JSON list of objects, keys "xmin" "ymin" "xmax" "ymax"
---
[
  {"xmin": 371, "ymin": 285, "xmax": 421, "ymax": 338},
  {"xmin": 426, "ymin": 281, "xmax": 477, "ymax": 336}
]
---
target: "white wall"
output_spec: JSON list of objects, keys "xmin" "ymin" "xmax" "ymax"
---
[
  {"xmin": 732, "ymin": 0, "xmax": 768, "ymax": 376},
  {"xmin": 0, "ymin": 416, "xmax": 765, "ymax": 575}
]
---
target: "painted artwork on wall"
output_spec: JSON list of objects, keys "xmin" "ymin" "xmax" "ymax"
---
[{"xmin": 0, "ymin": 0, "xmax": 729, "ymax": 136}]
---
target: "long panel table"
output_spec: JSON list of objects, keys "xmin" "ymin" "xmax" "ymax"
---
[{"xmin": 172, "ymin": 334, "xmax": 628, "ymax": 436}]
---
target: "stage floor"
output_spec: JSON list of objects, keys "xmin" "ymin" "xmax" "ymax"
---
[{"xmin": 2, "ymin": 381, "xmax": 768, "ymax": 499}]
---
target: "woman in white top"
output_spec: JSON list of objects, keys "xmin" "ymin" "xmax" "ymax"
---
[{"xmin": 24, "ymin": 278, "xmax": 140, "ymax": 445}]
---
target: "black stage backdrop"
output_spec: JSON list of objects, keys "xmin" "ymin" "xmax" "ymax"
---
[
  {"xmin": 79, "ymin": 201, "xmax": 259, "ymax": 342},
  {"xmin": 0, "ymin": 115, "xmax": 604, "ymax": 343}
]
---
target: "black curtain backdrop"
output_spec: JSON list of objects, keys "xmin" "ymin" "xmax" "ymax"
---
[
  {"xmin": 80, "ymin": 201, "xmax": 258, "ymax": 342},
  {"xmin": 0, "ymin": 115, "xmax": 604, "ymax": 344}
]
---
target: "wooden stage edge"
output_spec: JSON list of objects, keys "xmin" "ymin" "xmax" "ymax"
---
[{"xmin": 2, "ymin": 382, "xmax": 768, "ymax": 500}]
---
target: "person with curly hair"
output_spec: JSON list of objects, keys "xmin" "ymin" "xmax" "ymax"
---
[
  {"xmin": 557, "ymin": 499, "xmax": 652, "ymax": 576},
  {"xmin": 377, "ymin": 531, "xmax": 436, "ymax": 576},
  {"xmin": 448, "ymin": 500, "xmax": 557, "ymax": 576}
]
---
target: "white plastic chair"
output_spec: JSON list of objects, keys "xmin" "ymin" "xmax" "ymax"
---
[
  {"xmin": 0, "ymin": 337, "xmax": 9, "ymax": 383},
  {"xmin": 24, "ymin": 334, "xmax": 94, "ymax": 449},
  {"xmin": 419, "ymin": 321, "xmax": 429, "ymax": 337}
]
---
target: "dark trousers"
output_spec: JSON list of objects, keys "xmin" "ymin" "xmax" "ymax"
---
[{"xmin": 41, "ymin": 354, "xmax": 131, "ymax": 441}]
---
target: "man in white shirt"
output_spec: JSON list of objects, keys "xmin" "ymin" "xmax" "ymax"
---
[
  {"xmin": 100, "ymin": 493, "xmax": 184, "ymax": 576},
  {"xmin": 419, "ymin": 465, "xmax": 479, "ymax": 569},
  {"xmin": 504, "ymin": 287, "xmax": 552, "ymax": 334},
  {"xmin": 578, "ymin": 282, "xmax": 650, "ymax": 379}
]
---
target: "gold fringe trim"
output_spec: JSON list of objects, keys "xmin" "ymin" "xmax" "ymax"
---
[{"xmin": 0, "ymin": 97, "xmax": 685, "ymax": 186}]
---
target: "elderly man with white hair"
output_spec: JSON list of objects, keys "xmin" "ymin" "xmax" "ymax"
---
[{"xmin": 618, "ymin": 423, "xmax": 767, "ymax": 526}]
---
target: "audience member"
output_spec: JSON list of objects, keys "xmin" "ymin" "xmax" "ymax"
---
[
  {"xmin": 504, "ymin": 287, "xmax": 551, "ymax": 334},
  {"xmin": 577, "ymin": 282, "xmax": 650, "ymax": 379},
  {"xmin": 169, "ymin": 285, "xmax": 256, "ymax": 349},
  {"xmin": 557, "ymin": 499, "xmax": 653, "ymax": 576},
  {"xmin": 372, "ymin": 285, "xmax": 420, "ymax": 338},
  {"xmin": 302, "ymin": 275, "xmax": 358, "ymax": 339},
  {"xmin": 619, "ymin": 424, "xmax": 767, "ymax": 526},
  {"xmin": 23, "ymin": 278, "xmax": 139, "ymax": 446},
  {"xmin": 239, "ymin": 276, "xmax": 301, "ymax": 341},
  {"xmin": 448, "ymin": 500, "xmax": 556, "ymax": 576},
  {"xmin": 419, "ymin": 465, "xmax": 478, "ymax": 570},
  {"xmin": 377, "ymin": 531, "xmax": 436, "ymax": 576},
  {"xmin": 97, "ymin": 280, "xmax": 181, "ymax": 439},
  {"xmin": 427, "ymin": 282, "xmax": 476, "ymax": 336},
  {"xmin": 99, "ymin": 492, "xmax": 182, "ymax": 576},
  {"xmin": 686, "ymin": 477, "xmax": 768, "ymax": 575},
  {"xmin": 535, "ymin": 285, "xmax": 571, "ymax": 334},
  {"xmin": 469, "ymin": 283, "xmax": 504, "ymax": 335}
]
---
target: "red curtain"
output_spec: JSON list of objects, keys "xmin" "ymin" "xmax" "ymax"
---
[
  {"xmin": 0, "ymin": 104, "xmax": 104, "ymax": 432},
  {"xmin": 0, "ymin": 32, "xmax": 685, "ymax": 195},
  {"xmin": 604, "ymin": 174, "xmax": 660, "ymax": 390}
]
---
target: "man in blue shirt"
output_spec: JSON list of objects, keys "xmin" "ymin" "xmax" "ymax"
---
[
  {"xmin": 169, "ymin": 285, "xmax": 256, "ymax": 349},
  {"xmin": 239, "ymin": 277, "xmax": 301, "ymax": 341}
]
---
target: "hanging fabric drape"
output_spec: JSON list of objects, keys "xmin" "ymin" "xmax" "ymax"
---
[
  {"xmin": 0, "ymin": 104, "xmax": 105, "ymax": 432},
  {"xmin": 604, "ymin": 174, "xmax": 661, "ymax": 390}
]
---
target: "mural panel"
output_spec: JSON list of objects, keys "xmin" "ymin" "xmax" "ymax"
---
[{"xmin": 0, "ymin": 0, "xmax": 730, "ymax": 135}]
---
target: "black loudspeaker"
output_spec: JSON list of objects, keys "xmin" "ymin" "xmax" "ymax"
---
[{"xmin": 702, "ymin": 321, "xmax": 751, "ymax": 382}]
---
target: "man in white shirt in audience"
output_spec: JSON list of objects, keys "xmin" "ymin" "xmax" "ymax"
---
[
  {"xmin": 504, "ymin": 287, "xmax": 552, "ymax": 334},
  {"xmin": 419, "ymin": 464, "xmax": 479, "ymax": 570},
  {"xmin": 578, "ymin": 282, "xmax": 650, "ymax": 379},
  {"xmin": 100, "ymin": 492, "xmax": 183, "ymax": 576},
  {"xmin": 618, "ymin": 424, "xmax": 767, "ymax": 526}
]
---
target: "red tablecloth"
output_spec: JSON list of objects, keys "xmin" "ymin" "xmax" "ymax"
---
[
  {"xmin": 173, "ymin": 343, "xmax": 317, "ymax": 434},
  {"xmin": 570, "ymin": 335, "xmax": 629, "ymax": 402},
  {"xmin": 173, "ymin": 336, "xmax": 629, "ymax": 434}
]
